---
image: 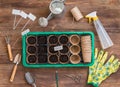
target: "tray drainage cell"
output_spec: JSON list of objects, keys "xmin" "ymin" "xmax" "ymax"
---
[
  {"xmin": 38, "ymin": 55, "xmax": 47, "ymax": 63},
  {"xmin": 48, "ymin": 35, "xmax": 58, "ymax": 44},
  {"xmin": 38, "ymin": 45, "xmax": 47, "ymax": 54},
  {"xmin": 27, "ymin": 36, "xmax": 36, "ymax": 45},
  {"xmin": 48, "ymin": 55, "xmax": 58, "ymax": 64},
  {"xmin": 59, "ymin": 35, "xmax": 69, "ymax": 44},
  {"xmin": 37, "ymin": 36, "xmax": 47, "ymax": 44},
  {"xmin": 27, "ymin": 55, "xmax": 37, "ymax": 64},
  {"xmin": 27, "ymin": 46, "xmax": 37, "ymax": 54},
  {"xmin": 59, "ymin": 55, "xmax": 69, "ymax": 64}
]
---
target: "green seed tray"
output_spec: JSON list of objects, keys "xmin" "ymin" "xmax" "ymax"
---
[{"xmin": 22, "ymin": 31, "xmax": 94, "ymax": 68}]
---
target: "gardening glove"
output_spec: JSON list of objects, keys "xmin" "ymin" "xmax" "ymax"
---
[
  {"xmin": 88, "ymin": 48, "xmax": 105, "ymax": 84},
  {"xmin": 92, "ymin": 55, "xmax": 120, "ymax": 87},
  {"xmin": 88, "ymin": 48, "xmax": 120, "ymax": 87}
]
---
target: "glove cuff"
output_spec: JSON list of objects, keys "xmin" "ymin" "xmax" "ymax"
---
[{"xmin": 87, "ymin": 82, "xmax": 99, "ymax": 87}]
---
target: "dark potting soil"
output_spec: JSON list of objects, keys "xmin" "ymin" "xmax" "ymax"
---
[
  {"xmin": 59, "ymin": 35, "xmax": 68, "ymax": 44},
  {"xmin": 60, "ymin": 45, "xmax": 69, "ymax": 54},
  {"xmin": 38, "ymin": 55, "xmax": 47, "ymax": 63},
  {"xmin": 59, "ymin": 55, "xmax": 69, "ymax": 63},
  {"xmin": 27, "ymin": 46, "xmax": 36, "ymax": 54},
  {"xmin": 27, "ymin": 55, "xmax": 37, "ymax": 63},
  {"xmin": 27, "ymin": 36, "xmax": 36, "ymax": 44},
  {"xmin": 49, "ymin": 35, "xmax": 58, "ymax": 44},
  {"xmin": 37, "ymin": 36, "xmax": 47, "ymax": 44},
  {"xmin": 49, "ymin": 45, "xmax": 58, "ymax": 54},
  {"xmin": 49, "ymin": 55, "xmax": 58, "ymax": 63}
]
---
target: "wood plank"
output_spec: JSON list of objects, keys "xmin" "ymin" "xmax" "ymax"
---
[{"xmin": 0, "ymin": 0, "xmax": 120, "ymax": 87}]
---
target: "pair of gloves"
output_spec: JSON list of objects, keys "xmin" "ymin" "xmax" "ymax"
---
[{"xmin": 88, "ymin": 48, "xmax": 120, "ymax": 87}]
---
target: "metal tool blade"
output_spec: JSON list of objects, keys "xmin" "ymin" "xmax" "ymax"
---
[
  {"xmin": 25, "ymin": 72, "xmax": 36, "ymax": 87},
  {"xmin": 13, "ymin": 53, "xmax": 21, "ymax": 64},
  {"xmin": 5, "ymin": 36, "xmax": 10, "ymax": 44}
]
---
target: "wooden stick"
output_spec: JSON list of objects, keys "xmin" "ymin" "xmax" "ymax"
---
[
  {"xmin": 7, "ymin": 44, "xmax": 13, "ymax": 61},
  {"xmin": 10, "ymin": 64, "xmax": 17, "ymax": 82}
]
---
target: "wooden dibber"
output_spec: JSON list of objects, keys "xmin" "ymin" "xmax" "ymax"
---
[
  {"xmin": 10, "ymin": 53, "xmax": 21, "ymax": 82},
  {"xmin": 5, "ymin": 36, "xmax": 13, "ymax": 61},
  {"xmin": 81, "ymin": 36, "xmax": 91, "ymax": 63},
  {"xmin": 71, "ymin": 6, "xmax": 83, "ymax": 21}
]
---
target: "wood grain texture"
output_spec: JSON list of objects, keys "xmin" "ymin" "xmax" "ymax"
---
[{"xmin": 0, "ymin": 0, "xmax": 120, "ymax": 87}]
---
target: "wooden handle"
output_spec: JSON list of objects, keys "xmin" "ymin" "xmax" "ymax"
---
[
  {"xmin": 7, "ymin": 44, "xmax": 13, "ymax": 61},
  {"xmin": 10, "ymin": 65, "xmax": 17, "ymax": 82}
]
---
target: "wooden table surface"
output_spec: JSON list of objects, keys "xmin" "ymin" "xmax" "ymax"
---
[{"xmin": 0, "ymin": 0, "xmax": 120, "ymax": 87}]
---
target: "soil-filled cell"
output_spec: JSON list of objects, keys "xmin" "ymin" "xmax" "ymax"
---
[
  {"xmin": 59, "ymin": 35, "xmax": 69, "ymax": 44},
  {"xmin": 27, "ymin": 46, "xmax": 37, "ymax": 54},
  {"xmin": 27, "ymin": 36, "xmax": 36, "ymax": 44},
  {"xmin": 60, "ymin": 45, "xmax": 69, "ymax": 54},
  {"xmin": 48, "ymin": 45, "xmax": 58, "ymax": 54},
  {"xmin": 48, "ymin": 55, "xmax": 58, "ymax": 64},
  {"xmin": 27, "ymin": 55, "xmax": 37, "ymax": 63},
  {"xmin": 59, "ymin": 55, "xmax": 69, "ymax": 64},
  {"xmin": 48, "ymin": 35, "xmax": 58, "ymax": 44}
]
